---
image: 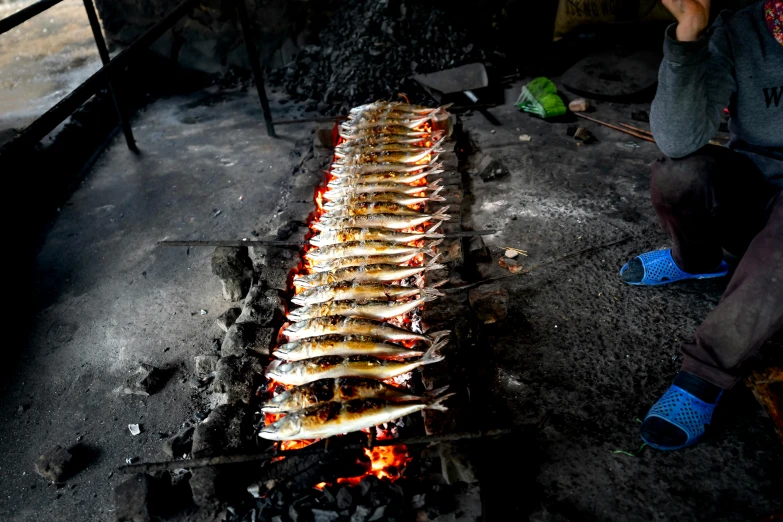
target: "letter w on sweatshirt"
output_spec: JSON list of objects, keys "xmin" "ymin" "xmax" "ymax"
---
[{"xmin": 762, "ymin": 86, "xmax": 783, "ymax": 108}]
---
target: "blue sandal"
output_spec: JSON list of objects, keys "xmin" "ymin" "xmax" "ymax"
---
[
  {"xmin": 620, "ymin": 249, "xmax": 728, "ymax": 286},
  {"xmin": 641, "ymin": 385, "xmax": 721, "ymax": 450}
]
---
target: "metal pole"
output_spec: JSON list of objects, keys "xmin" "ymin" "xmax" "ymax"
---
[
  {"xmin": 81, "ymin": 0, "xmax": 138, "ymax": 152},
  {"xmin": 0, "ymin": 0, "xmax": 199, "ymax": 160},
  {"xmin": 0, "ymin": 0, "xmax": 65, "ymax": 35},
  {"xmin": 233, "ymin": 0, "xmax": 276, "ymax": 137}
]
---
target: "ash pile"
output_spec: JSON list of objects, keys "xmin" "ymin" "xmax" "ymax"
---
[{"xmin": 269, "ymin": 0, "xmax": 490, "ymax": 114}]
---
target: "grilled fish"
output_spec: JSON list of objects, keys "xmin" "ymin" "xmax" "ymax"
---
[
  {"xmin": 325, "ymin": 180, "xmax": 442, "ymax": 198},
  {"xmin": 313, "ymin": 208, "xmax": 450, "ymax": 231},
  {"xmin": 293, "ymin": 257, "xmax": 444, "ymax": 288},
  {"xmin": 331, "ymin": 160, "xmax": 439, "ymax": 175},
  {"xmin": 309, "ymin": 252, "xmax": 423, "ymax": 273},
  {"xmin": 287, "ymin": 295, "xmax": 435, "ymax": 322},
  {"xmin": 273, "ymin": 335, "xmax": 442, "ymax": 361},
  {"xmin": 341, "ymin": 115, "xmax": 432, "ymax": 131},
  {"xmin": 308, "ymin": 223, "xmax": 442, "ymax": 247},
  {"xmin": 324, "ymin": 189, "xmax": 444, "ymax": 208},
  {"xmin": 283, "ymin": 315, "xmax": 449, "ymax": 345},
  {"xmin": 291, "ymin": 281, "xmax": 444, "ymax": 306},
  {"xmin": 328, "ymin": 169, "xmax": 441, "ymax": 186},
  {"xmin": 265, "ymin": 343, "xmax": 445, "ymax": 386},
  {"xmin": 306, "ymin": 239, "xmax": 440, "ymax": 261},
  {"xmin": 348, "ymin": 101, "xmax": 451, "ymax": 115},
  {"xmin": 261, "ymin": 377, "xmax": 448, "ymax": 413},
  {"xmin": 333, "ymin": 147, "xmax": 441, "ymax": 166},
  {"xmin": 335, "ymin": 137, "xmax": 445, "ymax": 155},
  {"xmin": 259, "ymin": 393, "xmax": 453, "ymax": 440},
  {"xmin": 322, "ymin": 202, "xmax": 445, "ymax": 217},
  {"xmin": 340, "ymin": 125, "xmax": 432, "ymax": 139}
]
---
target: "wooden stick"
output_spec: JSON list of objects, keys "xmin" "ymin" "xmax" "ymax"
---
[
  {"xmin": 619, "ymin": 122, "xmax": 653, "ymax": 136},
  {"xmin": 573, "ymin": 113, "xmax": 655, "ymax": 142}
]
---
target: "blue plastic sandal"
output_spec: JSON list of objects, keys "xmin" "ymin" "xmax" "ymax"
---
[
  {"xmin": 620, "ymin": 249, "xmax": 728, "ymax": 286},
  {"xmin": 641, "ymin": 385, "xmax": 721, "ymax": 450}
]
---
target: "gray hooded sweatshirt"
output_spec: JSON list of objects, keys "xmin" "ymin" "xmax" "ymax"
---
[{"xmin": 650, "ymin": 1, "xmax": 783, "ymax": 186}]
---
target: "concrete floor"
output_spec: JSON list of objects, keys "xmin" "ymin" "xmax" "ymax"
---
[
  {"xmin": 0, "ymin": 89, "xmax": 313, "ymax": 521},
  {"xmin": 0, "ymin": 80, "xmax": 780, "ymax": 522}
]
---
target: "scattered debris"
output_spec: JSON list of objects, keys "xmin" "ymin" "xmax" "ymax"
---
[
  {"xmin": 518, "ymin": 134, "xmax": 532, "ymax": 142},
  {"xmin": 199, "ymin": 309, "xmax": 208, "ymax": 315},
  {"xmin": 476, "ymin": 153, "xmax": 509, "ymax": 182},
  {"xmin": 128, "ymin": 424, "xmax": 142, "ymax": 436},
  {"xmin": 468, "ymin": 286, "xmax": 509, "ymax": 324},
  {"xmin": 498, "ymin": 257, "xmax": 523, "ymax": 274},
  {"xmin": 568, "ymin": 98, "xmax": 590, "ymax": 112},
  {"xmin": 119, "ymin": 363, "xmax": 164, "ymax": 396},
  {"xmin": 162, "ymin": 426, "xmax": 195, "ymax": 458},
  {"xmin": 504, "ymin": 249, "xmax": 519, "ymax": 259},
  {"xmin": 573, "ymin": 127, "xmax": 595, "ymax": 143},
  {"xmin": 125, "ymin": 457, "xmax": 139, "ymax": 464},
  {"xmin": 216, "ymin": 307, "xmax": 242, "ymax": 332},
  {"xmin": 503, "ymin": 246, "xmax": 529, "ymax": 257},
  {"xmin": 566, "ymin": 125, "xmax": 578, "ymax": 137},
  {"xmin": 211, "ymin": 246, "xmax": 255, "ymax": 301},
  {"xmin": 35, "ymin": 445, "xmax": 73, "ymax": 482}
]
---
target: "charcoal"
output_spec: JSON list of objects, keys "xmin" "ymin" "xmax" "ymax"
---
[
  {"xmin": 476, "ymin": 154, "xmax": 508, "ymax": 182},
  {"xmin": 162, "ymin": 425, "xmax": 194, "ymax": 458},
  {"xmin": 211, "ymin": 356, "xmax": 265, "ymax": 407},
  {"xmin": 312, "ymin": 509, "xmax": 340, "ymax": 522},
  {"xmin": 191, "ymin": 404, "xmax": 249, "ymax": 458},
  {"xmin": 211, "ymin": 247, "xmax": 254, "ymax": 301},
  {"xmin": 337, "ymin": 487, "xmax": 353, "ymax": 509},
  {"xmin": 221, "ymin": 322, "xmax": 275, "ymax": 357},
  {"xmin": 121, "ymin": 363, "xmax": 163, "ymax": 396},
  {"xmin": 216, "ymin": 307, "xmax": 242, "ymax": 332},
  {"xmin": 368, "ymin": 505, "xmax": 387, "ymax": 521},
  {"xmin": 236, "ymin": 286, "xmax": 284, "ymax": 326},
  {"xmin": 268, "ymin": 0, "xmax": 493, "ymax": 113},
  {"xmin": 351, "ymin": 505, "xmax": 372, "ymax": 522}
]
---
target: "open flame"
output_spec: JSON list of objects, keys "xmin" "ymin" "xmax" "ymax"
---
[{"xmin": 265, "ymin": 112, "xmax": 441, "ymax": 488}]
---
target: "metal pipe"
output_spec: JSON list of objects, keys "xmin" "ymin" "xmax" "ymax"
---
[
  {"xmin": 81, "ymin": 0, "xmax": 138, "ymax": 152},
  {"xmin": 0, "ymin": 0, "xmax": 65, "ymax": 35},
  {"xmin": 0, "ymin": 0, "xmax": 200, "ymax": 160},
  {"xmin": 158, "ymin": 240, "xmax": 304, "ymax": 247},
  {"xmin": 233, "ymin": 0, "xmax": 275, "ymax": 137}
]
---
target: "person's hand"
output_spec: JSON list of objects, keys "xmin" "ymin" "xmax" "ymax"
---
[{"xmin": 661, "ymin": 0, "xmax": 710, "ymax": 41}]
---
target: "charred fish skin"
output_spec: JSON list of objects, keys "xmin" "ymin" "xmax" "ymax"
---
[
  {"xmin": 328, "ymin": 168, "xmax": 443, "ymax": 186},
  {"xmin": 287, "ymin": 296, "xmax": 434, "ymax": 322},
  {"xmin": 325, "ymin": 179, "xmax": 442, "ymax": 197},
  {"xmin": 293, "ymin": 258, "xmax": 445, "ymax": 288},
  {"xmin": 309, "ymin": 252, "xmax": 420, "ymax": 273},
  {"xmin": 305, "ymin": 240, "xmax": 435, "ymax": 261},
  {"xmin": 290, "ymin": 281, "xmax": 444, "ymax": 306},
  {"xmin": 259, "ymin": 394, "xmax": 453, "ymax": 441},
  {"xmin": 314, "ymin": 209, "xmax": 450, "ymax": 232},
  {"xmin": 283, "ymin": 315, "xmax": 450, "ymax": 346},
  {"xmin": 261, "ymin": 377, "xmax": 432, "ymax": 413},
  {"xmin": 273, "ymin": 335, "xmax": 425, "ymax": 362},
  {"xmin": 308, "ymin": 224, "xmax": 443, "ymax": 248}
]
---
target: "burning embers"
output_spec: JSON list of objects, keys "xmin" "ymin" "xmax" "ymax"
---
[{"xmin": 259, "ymin": 101, "xmax": 452, "ymax": 480}]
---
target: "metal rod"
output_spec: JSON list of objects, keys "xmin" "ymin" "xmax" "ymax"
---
[
  {"xmin": 573, "ymin": 112, "xmax": 655, "ymax": 143},
  {"xmin": 0, "ymin": 0, "xmax": 65, "ymax": 35},
  {"xmin": 272, "ymin": 105, "xmax": 494, "ymax": 127},
  {"xmin": 444, "ymin": 230, "xmax": 497, "ymax": 238},
  {"xmin": 81, "ymin": 0, "xmax": 137, "ymax": 152},
  {"xmin": 158, "ymin": 240, "xmax": 304, "ymax": 247},
  {"xmin": 118, "ymin": 426, "xmax": 528, "ymax": 474},
  {"xmin": 234, "ymin": 0, "xmax": 275, "ymax": 138},
  {"xmin": 0, "ymin": 0, "xmax": 200, "ymax": 160}
]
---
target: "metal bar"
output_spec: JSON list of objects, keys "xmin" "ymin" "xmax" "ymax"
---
[
  {"xmin": 158, "ymin": 240, "xmax": 304, "ymax": 247},
  {"xmin": 0, "ymin": 0, "xmax": 64, "ymax": 35},
  {"xmin": 0, "ymin": 0, "xmax": 200, "ymax": 160},
  {"xmin": 233, "ymin": 0, "xmax": 275, "ymax": 137},
  {"xmin": 81, "ymin": 0, "xmax": 137, "ymax": 152}
]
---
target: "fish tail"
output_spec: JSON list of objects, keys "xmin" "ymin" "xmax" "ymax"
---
[
  {"xmin": 431, "ymin": 206, "xmax": 452, "ymax": 221},
  {"xmin": 440, "ymin": 102, "xmax": 455, "ymax": 111},
  {"xmin": 428, "ymin": 189, "xmax": 446, "ymax": 203},
  {"xmin": 425, "ymin": 392, "xmax": 456, "ymax": 412},
  {"xmin": 426, "ymin": 330, "xmax": 451, "ymax": 344},
  {"xmin": 427, "ymin": 238, "xmax": 444, "ymax": 249},
  {"xmin": 430, "ymin": 279, "xmax": 447, "ymax": 289},
  {"xmin": 420, "ymin": 341, "xmax": 446, "ymax": 365},
  {"xmin": 421, "ymin": 293, "xmax": 440, "ymax": 303},
  {"xmin": 424, "ymin": 221, "xmax": 443, "ymax": 235},
  {"xmin": 421, "ymin": 286, "xmax": 445, "ymax": 298},
  {"xmin": 424, "ymin": 384, "xmax": 450, "ymax": 398},
  {"xmin": 427, "ymin": 178, "xmax": 443, "ymax": 191},
  {"xmin": 424, "ymin": 254, "xmax": 446, "ymax": 273}
]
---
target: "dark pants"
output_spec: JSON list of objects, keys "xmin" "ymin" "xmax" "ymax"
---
[{"xmin": 650, "ymin": 146, "xmax": 783, "ymax": 389}]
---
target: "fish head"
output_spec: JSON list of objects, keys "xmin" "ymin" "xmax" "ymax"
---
[{"xmin": 258, "ymin": 415, "xmax": 301, "ymax": 440}]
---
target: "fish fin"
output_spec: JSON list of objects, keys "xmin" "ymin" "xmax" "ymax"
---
[
  {"xmin": 421, "ymin": 293, "xmax": 440, "ymax": 303},
  {"xmin": 431, "ymin": 206, "xmax": 452, "ymax": 221},
  {"xmin": 424, "ymin": 262, "xmax": 446, "ymax": 273},
  {"xmin": 425, "ymin": 179, "xmax": 444, "ymax": 193},
  {"xmin": 440, "ymin": 103, "xmax": 455, "ymax": 111},
  {"xmin": 427, "ymin": 238, "xmax": 444, "ymax": 249},
  {"xmin": 425, "ymin": 392, "xmax": 456, "ymax": 412},
  {"xmin": 425, "ymin": 330, "xmax": 451, "ymax": 344},
  {"xmin": 424, "ymin": 385, "xmax": 450, "ymax": 398},
  {"xmin": 420, "ymin": 341, "xmax": 446, "ymax": 365},
  {"xmin": 428, "ymin": 193, "xmax": 446, "ymax": 203},
  {"xmin": 425, "ymin": 221, "xmax": 443, "ymax": 235},
  {"xmin": 421, "ymin": 286, "xmax": 445, "ymax": 298}
]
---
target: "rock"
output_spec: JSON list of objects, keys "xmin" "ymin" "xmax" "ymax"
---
[
  {"xmin": 466, "ymin": 235, "xmax": 490, "ymax": 263},
  {"xmin": 114, "ymin": 474, "xmax": 153, "ymax": 522},
  {"xmin": 566, "ymin": 125, "xmax": 578, "ymax": 137},
  {"xmin": 221, "ymin": 322, "xmax": 275, "ymax": 357},
  {"xmin": 189, "ymin": 466, "xmax": 220, "ymax": 508},
  {"xmin": 191, "ymin": 404, "xmax": 249, "ymax": 458},
  {"xmin": 256, "ymin": 265, "xmax": 289, "ymax": 291},
  {"xmin": 315, "ymin": 121, "xmax": 338, "ymax": 148},
  {"xmin": 312, "ymin": 509, "xmax": 340, "ymax": 522},
  {"xmin": 253, "ymin": 246, "xmax": 301, "ymax": 271},
  {"xmin": 498, "ymin": 257, "xmax": 523, "ymax": 274},
  {"xmin": 504, "ymin": 249, "xmax": 519, "ymax": 258},
  {"xmin": 476, "ymin": 153, "xmax": 508, "ymax": 182},
  {"xmin": 573, "ymin": 127, "xmax": 595, "ymax": 143},
  {"xmin": 162, "ymin": 426, "xmax": 194, "ymax": 458},
  {"xmin": 216, "ymin": 307, "xmax": 241, "ymax": 332},
  {"xmin": 518, "ymin": 134, "xmax": 532, "ymax": 142},
  {"xmin": 121, "ymin": 363, "xmax": 163, "ymax": 396},
  {"xmin": 440, "ymin": 150, "xmax": 459, "ymax": 169},
  {"xmin": 235, "ymin": 285, "xmax": 284, "ymax": 326},
  {"xmin": 468, "ymin": 286, "xmax": 508, "ymax": 324},
  {"xmin": 568, "ymin": 98, "xmax": 590, "ymax": 112},
  {"xmin": 211, "ymin": 356, "xmax": 265, "ymax": 407},
  {"xmin": 337, "ymin": 487, "xmax": 353, "ymax": 509},
  {"xmin": 211, "ymin": 247, "xmax": 254, "ymax": 301},
  {"xmin": 351, "ymin": 505, "xmax": 372, "ymax": 522},
  {"xmin": 194, "ymin": 355, "xmax": 219, "ymax": 378},
  {"xmin": 35, "ymin": 445, "xmax": 73, "ymax": 482}
]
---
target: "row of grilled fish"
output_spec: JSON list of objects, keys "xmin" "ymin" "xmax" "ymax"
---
[{"xmin": 261, "ymin": 101, "xmax": 453, "ymax": 442}]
